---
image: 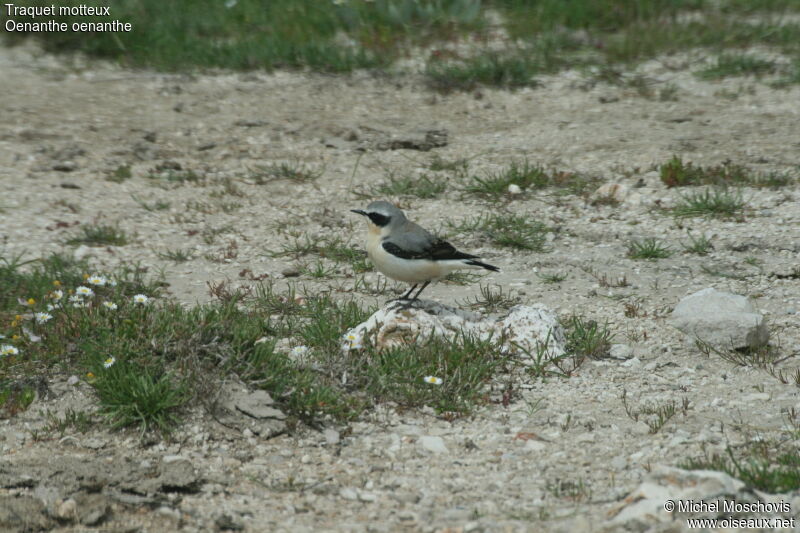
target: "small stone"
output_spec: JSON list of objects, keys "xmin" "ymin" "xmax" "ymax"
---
[
  {"xmin": 418, "ymin": 435, "xmax": 448, "ymax": 454},
  {"xmin": 323, "ymin": 428, "xmax": 340, "ymax": 445},
  {"xmin": 56, "ymin": 498, "xmax": 77, "ymax": 521},
  {"xmin": 525, "ymin": 440, "xmax": 546, "ymax": 452},
  {"xmin": 67, "ymin": 375, "xmax": 80, "ymax": 386},
  {"xmin": 242, "ymin": 428, "xmax": 253, "ymax": 438},
  {"xmin": 621, "ymin": 357, "xmax": 641, "ymax": 368},
  {"xmin": 610, "ymin": 344, "xmax": 633, "ymax": 359},
  {"xmin": 281, "ymin": 267, "xmax": 300, "ymax": 278},
  {"xmin": 632, "ymin": 422, "xmax": 651, "ymax": 435},
  {"xmin": 339, "ymin": 487, "xmax": 358, "ymax": 501},
  {"xmin": 53, "ymin": 161, "xmax": 77, "ymax": 172},
  {"xmin": 357, "ymin": 490, "xmax": 377, "ymax": 502},
  {"xmin": 508, "ymin": 183, "xmax": 522, "ymax": 195}
]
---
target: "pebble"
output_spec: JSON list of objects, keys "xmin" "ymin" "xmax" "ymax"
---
[{"xmin": 418, "ymin": 436, "xmax": 448, "ymax": 454}]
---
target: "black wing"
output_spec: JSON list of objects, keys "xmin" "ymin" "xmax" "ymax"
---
[{"xmin": 383, "ymin": 239, "xmax": 478, "ymax": 261}]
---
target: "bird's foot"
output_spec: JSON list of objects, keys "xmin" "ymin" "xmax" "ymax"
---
[{"xmin": 388, "ymin": 299, "xmax": 420, "ymax": 312}]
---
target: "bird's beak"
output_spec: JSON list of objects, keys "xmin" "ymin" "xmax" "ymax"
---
[{"xmin": 350, "ymin": 209, "xmax": 367, "ymax": 216}]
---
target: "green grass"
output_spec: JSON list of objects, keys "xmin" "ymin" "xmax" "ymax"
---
[
  {"xmin": 252, "ymin": 161, "xmax": 323, "ymax": 184},
  {"xmin": 696, "ymin": 53, "xmax": 776, "ymax": 79},
  {"xmin": 621, "ymin": 390, "xmax": 686, "ymax": 434},
  {"xmin": 449, "ymin": 213, "xmax": 550, "ymax": 250},
  {"xmin": 682, "ymin": 444, "xmax": 800, "ymax": 493},
  {"xmin": 2, "ymin": 253, "xmax": 527, "ymax": 435},
  {"xmin": 107, "ymin": 165, "xmax": 132, "ymax": 183},
  {"xmin": 66, "ymin": 223, "xmax": 129, "ymax": 246},
  {"xmin": 375, "ymin": 173, "xmax": 447, "ymax": 199},
  {"xmin": 272, "ymin": 234, "xmax": 372, "ymax": 274},
  {"xmin": 672, "ymin": 188, "xmax": 745, "ymax": 218},
  {"xmin": 425, "ymin": 51, "xmax": 542, "ymax": 92},
  {"xmin": 6, "ymin": 0, "xmax": 800, "ymax": 89},
  {"xmin": 682, "ymin": 232, "xmax": 713, "ymax": 255},
  {"xmin": 659, "ymin": 156, "xmax": 794, "ymax": 188},
  {"xmin": 627, "ymin": 237, "xmax": 672, "ymax": 260},
  {"xmin": 464, "ymin": 160, "xmax": 550, "ymax": 199},
  {"xmin": 157, "ymin": 248, "xmax": 194, "ymax": 263}
]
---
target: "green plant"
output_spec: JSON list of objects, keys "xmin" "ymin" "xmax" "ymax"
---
[
  {"xmin": 672, "ymin": 188, "xmax": 745, "ymax": 218},
  {"xmin": 464, "ymin": 160, "xmax": 550, "ymax": 199},
  {"xmin": 682, "ymin": 232, "xmax": 713, "ymax": 255},
  {"xmin": 696, "ymin": 53, "xmax": 775, "ymax": 80},
  {"xmin": 375, "ymin": 173, "xmax": 446, "ymax": 199},
  {"xmin": 450, "ymin": 213, "xmax": 550, "ymax": 251},
  {"xmin": 66, "ymin": 223, "xmax": 129, "ymax": 246},
  {"xmin": 627, "ymin": 237, "xmax": 672, "ymax": 260},
  {"xmin": 425, "ymin": 51, "xmax": 542, "ymax": 93},
  {"xmin": 107, "ymin": 165, "xmax": 132, "ymax": 183}
]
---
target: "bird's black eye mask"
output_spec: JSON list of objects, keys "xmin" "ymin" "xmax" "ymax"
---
[{"xmin": 367, "ymin": 212, "xmax": 390, "ymax": 227}]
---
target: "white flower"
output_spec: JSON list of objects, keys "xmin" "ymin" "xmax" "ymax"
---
[
  {"xmin": 46, "ymin": 303, "xmax": 58, "ymax": 311},
  {"xmin": 423, "ymin": 376, "xmax": 443, "ymax": 385},
  {"xmin": 290, "ymin": 345, "xmax": 309, "ymax": 357},
  {"xmin": 51, "ymin": 290, "xmax": 63, "ymax": 300},
  {"xmin": 1, "ymin": 345, "xmax": 20, "ymax": 357},
  {"xmin": 75, "ymin": 286, "xmax": 94, "ymax": 297},
  {"xmin": 102, "ymin": 301, "xmax": 118, "ymax": 311},
  {"xmin": 87, "ymin": 275, "xmax": 107, "ymax": 286},
  {"xmin": 341, "ymin": 331, "xmax": 364, "ymax": 351},
  {"xmin": 103, "ymin": 356, "xmax": 116, "ymax": 368},
  {"xmin": 34, "ymin": 312, "xmax": 53, "ymax": 324},
  {"xmin": 133, "ymin": 294, "xmax": 149, "ymax": 305}
]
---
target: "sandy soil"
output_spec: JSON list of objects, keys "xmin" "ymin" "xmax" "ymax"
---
[{"xmin": 1, "ymin": 40, "xmax": 800, "ymax": 532}]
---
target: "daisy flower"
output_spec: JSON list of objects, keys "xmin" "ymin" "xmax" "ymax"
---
[
  {"xmin": 342, "ymin": 332, "xmax": 364, "ymax": 351},
  {"xmin": 75, "ymin": 286, "xmax": 94, "ymax": 297},
  {"xmin": 290, "ymin": 345, "xmax": 309, "ymax": 357},
  {"xmin": 87, "ymin": 275, "xmax": 107, "ymax": 286},
  {"xmin": 423, "ymin": 376, "xmax": 443, "ymax": 385},
  {"xmin": 1, "ymin": 345, "xmax": 20, "ymax": 357},
  {"xmin": 34, "ymin": 312, "xmax": 53, "ymax": 324},
  {"xmin": 103, "ymin": 356, "xmax": 116, "ymax": 368},
  {"xmin": 133, "ymin": 294, "xmax": 149, "ymax": 305},
  {"xmin": 102, "ymin": 301, "xmax": 118, "ymax": 311},
  {"xmin": 51, "ymin": 290, "xmax": 63, "ymax": 300}
]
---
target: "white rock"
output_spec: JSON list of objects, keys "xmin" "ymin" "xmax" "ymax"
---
[
  {"xmin": 507, "ymin": 183, "xmax": 522, "ymax": 195},
  {"xmin": 323, "ymin": 428, "xmax": 340, "ymax": 445},
  {"xmin": 73, "ymin": 245, "xmax": 92, "ymax": 261},
  {"xmin": 591, "ymin": 182, "xmax": 629, "ymax": 203},
  {"xmin": 343, "ymin": 302, "xmax": 566, "ymax": 364},
  {"xmin": 524, "ymin": 440, "xmax": 547, "ymax": 452},
  {"xmin": 669, "ymin": 288, "xmax": 769, "ymax": 350},
  {"xmin": 610, "ymin": 343, "xmax": 633, "ymax": 359},
  {"xmin": 418, "ymin": 435, "xmax": 448, "ymax": 454},
  {"xmin": 339, "ymin": 487, "xmax": 358, "ymax": 501}
]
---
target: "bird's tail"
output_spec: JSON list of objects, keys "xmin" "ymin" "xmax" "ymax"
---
[{"xmin": 464, "ymin": 259, "xmax": 499, "ymax": 272}]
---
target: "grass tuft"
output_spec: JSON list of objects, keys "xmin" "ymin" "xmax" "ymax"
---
[
  {"xmin": 464, "ymin": 160, "xmax": 550, "ymax": 199},
  {"xmin": 450, "ymin": 213, "xmax": 550, "ymax": 251},
  {"xmin": 696, "ymin": 53, "xmax": 776, "ymax": 80},
  {"xmin": 627, "ymin": 237, "xmax": 672, "ymax": 260},
  {"xmin": 66, "ymin": 223, "xmax": 129, "ymax": 246},
  {"xmin": 425, "ymin": 51, "xmax": 541, "ymax": 93},
  {"xmin": 375, "ymin": 173, "xmax": 447, "ymax": 199},
  {"xmin": 672, "ymin": 188, "xmax": 745, "ymax": 219}
]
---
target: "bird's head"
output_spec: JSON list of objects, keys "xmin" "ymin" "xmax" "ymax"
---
[{"xmin": 351, "ymin": 201, "xmax": 405, "ymax": 233}]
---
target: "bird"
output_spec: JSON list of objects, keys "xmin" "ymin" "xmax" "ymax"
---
[{"xmin": 351, "ymin": 201, "xmax": 499, "ymax": 304}]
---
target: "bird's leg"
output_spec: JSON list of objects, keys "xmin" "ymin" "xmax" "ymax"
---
[
  {"xmin": 401, "ymin": 284, "xmax": 418, "ymax": 300},
  {"xmin": 409, "ymin": 281, "xmax": 430, "ymax": 302},
  {"xmin": 393, "ymin": 281, "xmax": 431, "ymax": 311},
  {"xmin": 386, "ymin": 284, "xmax": 417, "ymax": 306}
]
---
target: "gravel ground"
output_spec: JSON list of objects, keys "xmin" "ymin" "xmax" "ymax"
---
[{"xmin": 1, "ymin": 41, "xmax": 800, "ymax": 532}]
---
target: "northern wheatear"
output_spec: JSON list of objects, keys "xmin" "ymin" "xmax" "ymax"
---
[{"xmin": 351, "ymin": 201, "xmax": 499, "ymax": 303}]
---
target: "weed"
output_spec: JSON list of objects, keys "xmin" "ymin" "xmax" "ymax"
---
[
  {"xmin": 252, "ymin": 161, "xmax": 322, "ymax": 184},
  {"xmin": 563, "ymin": 316, "xmax": 613, "ymax": 360},
  {"xmin": 581, "ymin": 266, "xmax": 629, "ymax": 287},
  {"xmin": 672, "ymin": 188, "xmax": 745, "ymax": 218},
  {"xmin": 537, "ymin": 272, "xmax": 567, "ymax": 284},
  {"xmin": 67, "ymin": 223, "xmax": 129, "ymax": 246},
  {"xmin": 458, "ymin": 284, "xmax": 519, "ymax": 312},
  {"xmin": 682, "ymin": 232, "xmax": 713, "ymax": 255},
  {"xmin": 425, "ymin": 51, "xmax": 541, "ymax": 93},
  {"xmin": 375, "ymin": 173, "xmax": 446, "ymax": 199},
  {"xmin": 659, "ymin": 156, "xmax": 791, "ymax": 188},
  {"xmin": 301, "ymin": 261, "xmax": 338, "ymax": 279},
  {"xmin": 133, "ymin": 195, "xmax": 171, "ymax": 212},
  {"xmin": 682, "ymin": 444, "xmax": 800, "ymax": 493},
  {"xmin": 107, "ymin": 165, "xmax": 132, "ymax": 183},
  {"xmin": 157, "ymin": 248, "xmax": 194, "ymax": 263},
  {"xmin": 621, "ymin": 390, "xmax": 688, "ymax": 434},
  {"xmin": 627, "ymin": 238, "xmax": 672, "ymax": 260},
  {"xmin": 696, "ymin": 53, "xmax": 776, "ymax": 80},
  {"xmin": 450, "ymin": 213, "xmax": 549, "ymax": 251},
  {"xmin": 464, "ymin": 160, "xmax": 550, "ymax": 199}
]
